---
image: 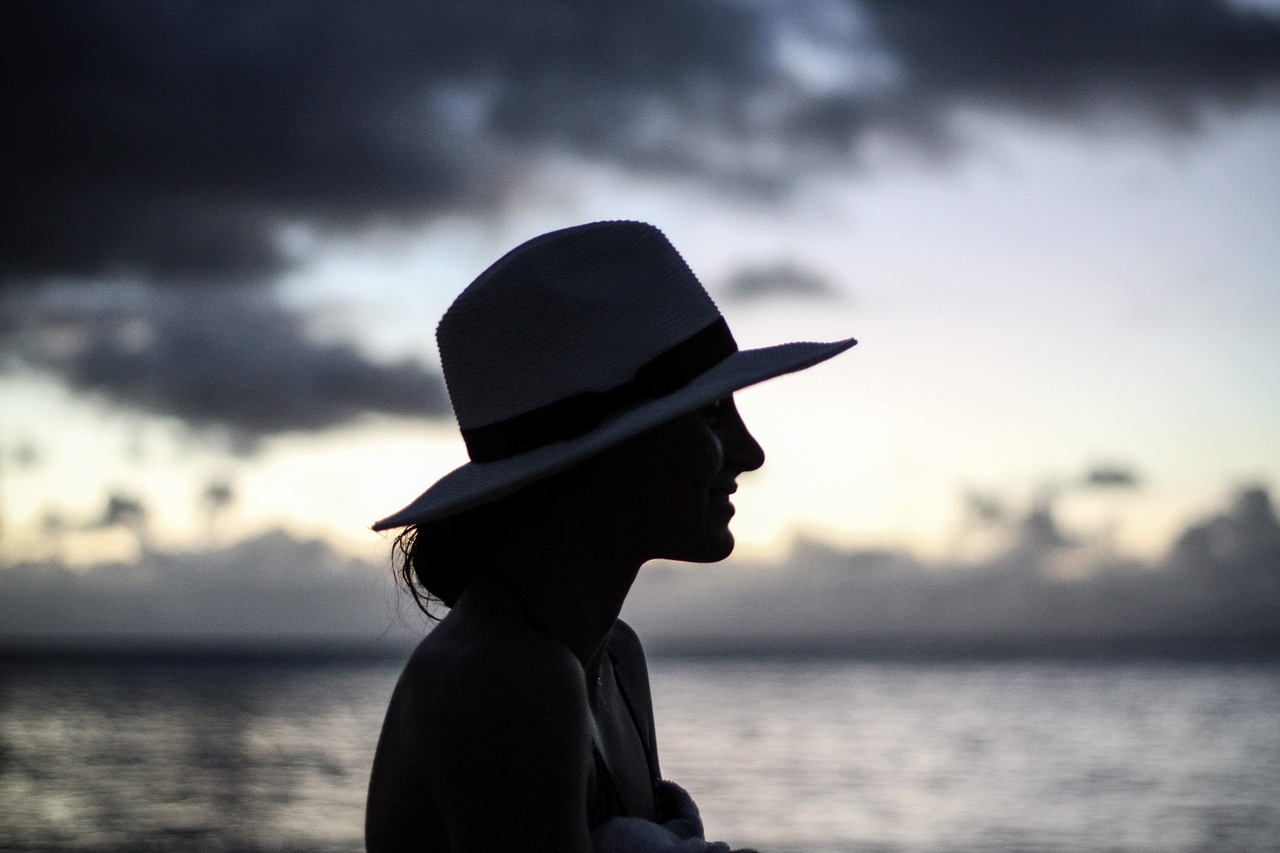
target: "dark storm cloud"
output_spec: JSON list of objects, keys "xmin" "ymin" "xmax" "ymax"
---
[
  {"xmin": 857, "ymin": 0, "xmax": 1280, "ymax": 134},
  {"xmin": 1, "ymin": 0, "xmax": 771, "ymax": 286},
  {"xmin": 6, "ymin": 0, "xmax": 1280, "ymax": 287},
  {"xmin": 721, "ymin": 262, "xmax": 837, "ymax": 302},
  {"xmin": 10, "ymin": 287, "xmax": 448, "ymax": 444},
  {"xmin": 5, "ymin": 1, "xmax": 1278, "ymax": 436},
  {"xmin": 3, "ymin": 0, "xmax": 775, "ymax": 432}
]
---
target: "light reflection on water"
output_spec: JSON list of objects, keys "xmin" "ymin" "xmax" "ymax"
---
[
  {"xmin": 654, "ymin": 659, "xmax": 1280, "ymax": 852},
  {"xmin": 0, "ymin": 659, "xmax": 391, "ymax": 852},
  {"xmin": 1, "ymin": 656, "xmax": 1278, "ymax": 852}
]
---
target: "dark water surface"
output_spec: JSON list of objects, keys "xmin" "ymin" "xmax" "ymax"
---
[{"xmin": 1, "ymin": 654, "xmax": 1277, "ymax": 852}]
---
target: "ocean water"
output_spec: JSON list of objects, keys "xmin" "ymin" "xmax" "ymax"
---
[{"xmin": 1, "ymin": 654, "xmax": 1277, "ymax": 853}]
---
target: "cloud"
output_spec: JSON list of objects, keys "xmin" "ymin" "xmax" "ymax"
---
[
  {"xmin": 0, "ymin": 530, "xmax": 422, "ymax": 646},
  {"xmin": 623, "ymin": 485, "xmax": 1280, "ymax": 650},
  {"xmin": 854, "ymin": 0, "xmax": 1280, "ymax": 138},
  {"xmin": 1085, "ymin": 463, "xmax": 1141, "ymax": 489},
  {"xmin": 7, "ymin": 286, "xmax": 448, "ymax": 445},
  {"xmin": 5, "ymin": 1, "xmax": 1278, "ymax": 435},
  {"xmin": 1167, "ymin": 485, "xmax": 1280, "ymax": 572},
  {"xmin": 720, "ymin": 262, "xmax": 838, "ymax": 302},
  {"xmin": 960, "ymin": 488, "xmax": 1008, "ymax": 527},
  {"xmin": 93, "ymin": 492, "xmax": 147, "ymax": 530},
  {"xmin": 5, "ymin": 1, "xmax": 1279, "ymax": 287},
  {"xmin": 2, "ymin": 0, "xmax": 771, "ymax": 286},
  {"xmin": 1010, "ymin": 501, "xmax": 1077, "ymax": 553},
  {"xmin": 3, "ymin": 486, "xmax": 1277, "ymax": 652}
]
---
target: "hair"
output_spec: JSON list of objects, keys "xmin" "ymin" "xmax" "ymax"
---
[{"xmin": 392, "ymin": 460, "xmax": 598, "ymax": 619}]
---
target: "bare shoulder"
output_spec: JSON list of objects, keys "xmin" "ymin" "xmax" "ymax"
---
[
  {"xmin": 385, "ymin": 593, "xmax": 593, "ymax": 767},
  {"xmin": 408, "ymin": 608, "xmax": 590, "ymax": 729},
  {"xmin": 382, "ymin": 600, "xmax": 594, "ymax": 851}
]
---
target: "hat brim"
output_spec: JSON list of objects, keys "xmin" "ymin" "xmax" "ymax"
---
[{"xmin": 371, "ymin": 337, "xmax": 857, "ymax": 531}]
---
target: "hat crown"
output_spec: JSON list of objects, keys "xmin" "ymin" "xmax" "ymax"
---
[{"xmin": 438, "ymin": 221, "xmax": 722, "ymax": 430}]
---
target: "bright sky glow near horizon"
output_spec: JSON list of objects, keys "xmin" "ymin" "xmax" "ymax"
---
[{"xmin": 1, "ymin": 2, "xmax": 1278, "ymax": 573}]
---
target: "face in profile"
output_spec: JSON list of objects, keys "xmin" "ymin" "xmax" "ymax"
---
[{"xmin": 594, "ymin": 396, "xmax": 765, "ymax": 563}]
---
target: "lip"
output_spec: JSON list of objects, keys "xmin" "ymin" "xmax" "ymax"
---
[
  {"xmin": 709, "ymin": 485, "xmax": 737, "ymax": 516},
  {"xmin": 709, "ymin": 498, "xmax": 736, "ymax": 519}
]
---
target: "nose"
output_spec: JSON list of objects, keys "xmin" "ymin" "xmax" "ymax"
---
[{"xmin": 722, "ymin": 403, "xmax": 765, "ymax": 474}]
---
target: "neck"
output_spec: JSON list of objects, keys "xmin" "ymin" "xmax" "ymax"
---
[{"xmin": 493, "ymin": 519, "xmax": 645, "ymax": 676}]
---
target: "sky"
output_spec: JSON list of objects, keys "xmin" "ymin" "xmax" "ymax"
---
[{"xmin": 2, "ymin": 0, "xmax": 1279, "ymax": 609}]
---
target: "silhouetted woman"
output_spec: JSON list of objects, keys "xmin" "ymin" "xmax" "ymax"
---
[{"xmin": 365, "ymin": 222, "xmax": 855, "ymax": 852}]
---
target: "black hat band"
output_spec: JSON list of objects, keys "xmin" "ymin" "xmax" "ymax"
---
[{"xmin": 461, "ymin": 317, "xmax": 736, "ymax": 463}]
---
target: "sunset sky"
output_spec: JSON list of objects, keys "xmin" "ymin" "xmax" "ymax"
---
[{"xmin": 2, "ymin": 0, "xmax": 1278, "ymax": 573}]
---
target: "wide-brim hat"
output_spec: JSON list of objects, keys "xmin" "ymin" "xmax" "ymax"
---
[{"xmin": 372, "ymin": 221, "xmax": 856, "ymax": 531}]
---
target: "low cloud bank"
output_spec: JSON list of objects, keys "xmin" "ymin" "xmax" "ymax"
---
[
  {"xmin": 626, "ymin": 486, "xmax": 1280, "ymax": 652},
  {"xmin": 0, "ymin": 530, "xmax": 426, "ymax": 651},
  {"xmin": 2, "ymin": 487, "xmax": 1277, "ymax": 654}
]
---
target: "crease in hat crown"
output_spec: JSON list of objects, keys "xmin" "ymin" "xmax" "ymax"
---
[{"xmin": 436, "ymin": 221, "xmax": 722, "ymax": 431}]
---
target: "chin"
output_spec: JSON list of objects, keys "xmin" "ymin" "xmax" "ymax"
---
[{"xmin": 676, "ymin": 531, "xmax": 736, "ymax": 564}]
